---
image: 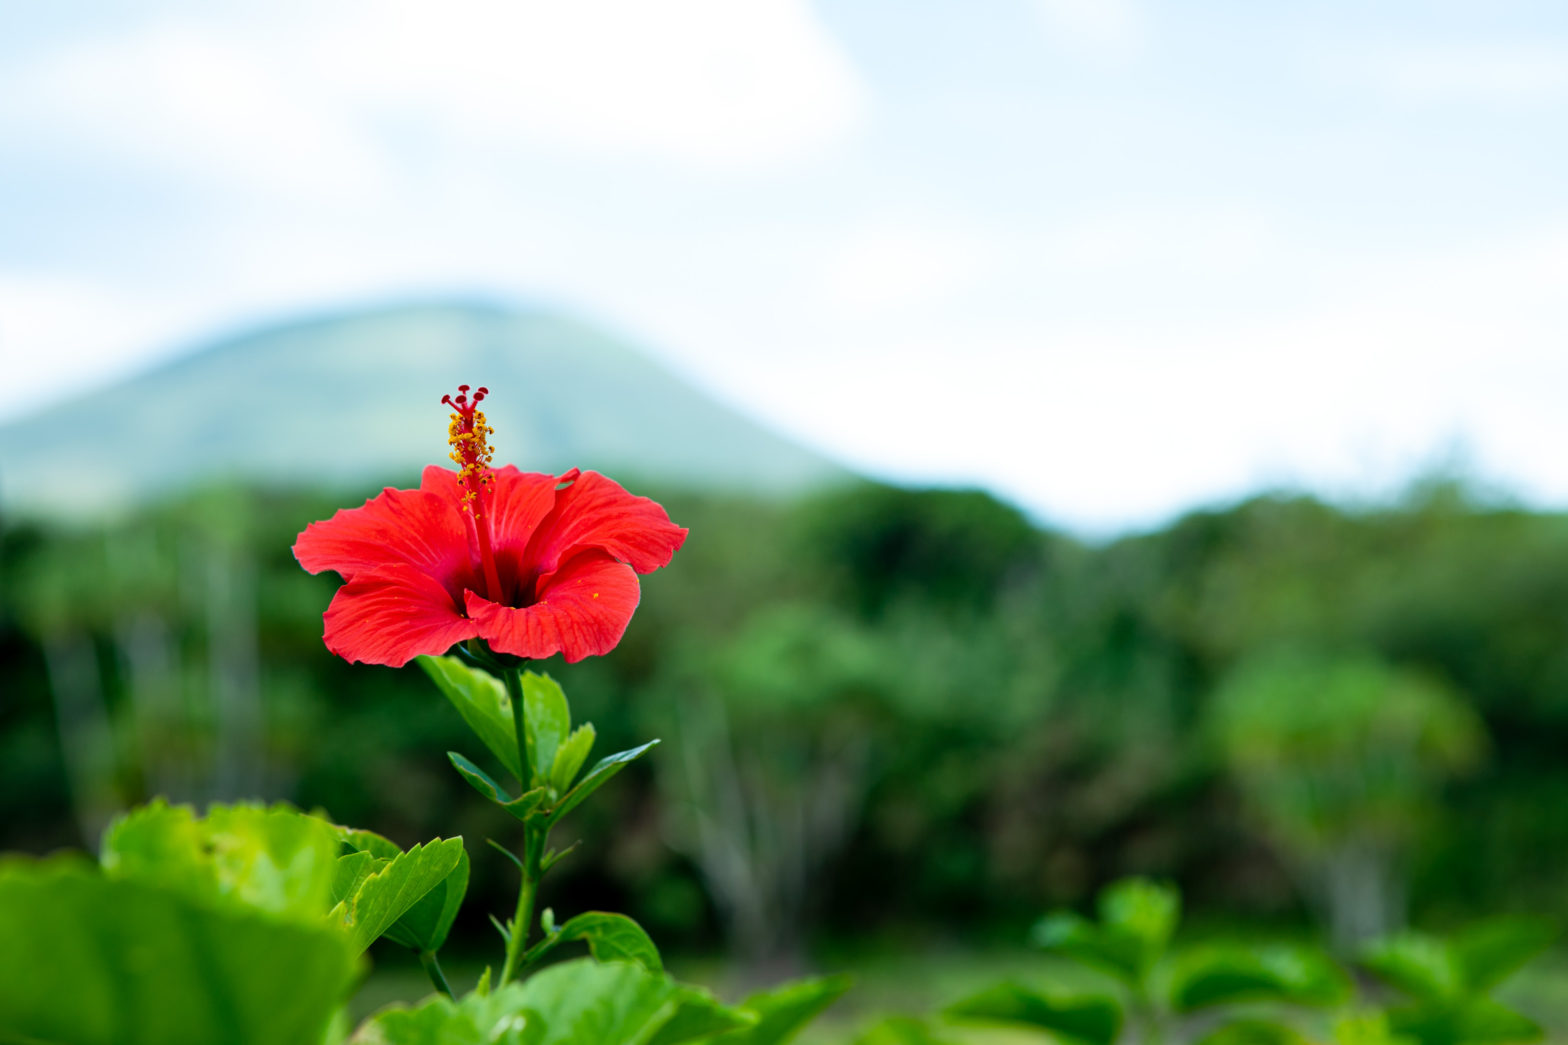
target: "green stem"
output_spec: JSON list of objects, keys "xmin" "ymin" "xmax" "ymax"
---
[
  {"xmin": 498, "ymin": 664, "xmax": 543, "ymax": 986},
  {"xmin": 505, "ymin": 666, "xmax": 530, "ymax": 789},
  {"xmin": 419, "ymin": 949, "xmax": 453, "ymax": 997},
  {"xmin": 499, "ymin": 822, "xmax": 544, "ymax": 985}
]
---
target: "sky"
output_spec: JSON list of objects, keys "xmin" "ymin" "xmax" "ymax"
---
[{"xmin": 2, "ymin": 1, "xmax": 1566, "ymax": 533}]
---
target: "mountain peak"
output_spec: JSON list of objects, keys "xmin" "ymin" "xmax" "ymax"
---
[{"xmin": 0, "ymin": 301, "xmax": 847, "ymax": 517}]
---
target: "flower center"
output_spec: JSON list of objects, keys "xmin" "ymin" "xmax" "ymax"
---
[{"xmin": 443, "ymin": 384, "xmax": 505, "ymax": 604}]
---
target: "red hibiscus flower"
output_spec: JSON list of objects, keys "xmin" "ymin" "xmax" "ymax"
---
[{"xmin": 293, "ymin": 385, "xmax": 687, "ymax": 667}]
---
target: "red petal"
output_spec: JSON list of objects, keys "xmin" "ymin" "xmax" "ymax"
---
[
  {"xmin": 293, "ymin": 483, "xmax": 479, "ymax": 601},
  {"xmin": 521, "ymin": 471, "xmax": 687, "ymax": 578},
  {"xmin": 322, "ymin": 563, "xmax": 480, "ymax": 667},
  {"xmin": 466, "ymin": 552, "xmax": 640, "ymax": 663},
  {"xmin": 485, "ymin": 466, "xmax": 577, "ymax": 596}
]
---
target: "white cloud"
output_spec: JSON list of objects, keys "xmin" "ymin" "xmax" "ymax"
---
[
  {"xmin": 1, "ymin": 0, "xmax": 869, "ymax": 193},
  {"xmin": 1030, "ymin": 0, "xmax": 1145, "ymax": 59},
  {"xmin": 319, "ymin": 0, "xmax": 870, "ymax": 170},
  {"xmin": 1041, "ymin": 207, "xmax": 1274, "ymax": 276},
  {"xmin": 1335, "ymin": 41, "xmax": 1568, "ymax": 103},
  {"xmin": 822, "ymin": 220, "xmax": 995, "ymax": 312},
  {"xmin": 0, "ymin": 275, "xmax": 189, "ymax": 418}
]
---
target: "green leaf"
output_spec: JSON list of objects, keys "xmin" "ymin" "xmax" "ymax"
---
[
  {"xmin": 337, "ymin": 826, "xmax": 403, "ymax": 860},
  {"xmin": 0, "ymin": 857, "xmax": 359, "ymax": 1045},
  {"xmin": 100, "ymin": 799, "xmax": 339, "ymax": 923},
  {"xmin": 448, "ymin": 752, "xmax": 550, "ymax": 820},
  {"xmin": 851, "ymin": 1016, "xmax": 960, "ymax": 1045},
  {"xmin": 385, "ymin": 845, "xmax": 470, "ymax": 953},
  {"xmin": 1334, "ymin": 1011, "xmax": 1409, "ymax": 1045},
  {"xmin": 647, "ymin": 987, "xmax": 756, "ymax": 1045},
  {"xmin": 352, "ymin": 958, "xmax": 707, "ymax": 1045},
  {"xmin": 1362, "ymin": 934, "xmax": 1463, "ymax": 1003},
  {"xmin": 1195, "ymin": 1020, "xmax": 1316, "ymax": 1045},
  {"xmin": 945, "ymin": 983, "xmax": 1122, "ymax": 1045},
  {"xmin": 550, "ymin": 740, "xmax": 660, "ymax": 825},
  {"xmin": 522, "ymin": 671, "xmax": 573, "ymax": 785},
  {"xmin": 337, "ymin": 829, "xmax": 469, "ymax": 953},
  {"xmin": 1387, "ymin": 999, "xmax": 1543, "ymax": 1045},
  {"xmin": 1171, "ymin": 944, "xmax": 1349, "ymax": 1012},
  {"xmin": 1098, "ymin": 877, "xmax": 1180, "ymax": 967},
  {"xmin": 1451, "ymin": 919, "xmax": 1555, "ymax": 994},
  {"xmin": 1031, "ymin": 910, "xmax": 1145, "ymax": 985},
  {"xmin": 331, "ymin": 837, "xmax": 466, "ymax": 954},
  {"xmin": 552, "ymin": 723, "xmax": 597, "ymax": 793},
  {"xmin": 547, "ymin": 911, "xmax": 664, "ymax": 971},
  {"xmin": 1032, "ymin": 877, "xmax": 1180, "ymax": 987},
  {"xmin": 449, "ymin": 751, "xmax": 512, "ymax": 802},
  {"xmin": 420, "ymin": 655, "xmax": 524, "ymax": 781},
  {"xmin": 333, "ymin": 849, "xmax": 383, "ymax": 906},
  {"xmin": 711, "ymin": 975, "xmax": 854, "ymax": 1045}
]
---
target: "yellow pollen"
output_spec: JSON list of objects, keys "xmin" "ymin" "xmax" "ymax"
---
[
  {"xmin": 447, "ymin": 408, "xmax": 496, "ymax": 517},
  {"xmin": 592, "ymin": 592, "xmax": 600, "ymax": 599}
]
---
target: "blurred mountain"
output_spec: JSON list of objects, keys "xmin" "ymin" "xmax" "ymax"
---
[{"xmin": 0, "ymin": 301, "xmax": 849, "ymax": 516}]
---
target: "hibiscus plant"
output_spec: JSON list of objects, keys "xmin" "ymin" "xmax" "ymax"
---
[{"xmin": 0, "ymin": 385, "xmax": 849, "ymax": 1044}]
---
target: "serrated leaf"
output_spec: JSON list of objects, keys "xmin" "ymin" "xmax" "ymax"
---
[
  {"xmin": 351, "ymin": 958, "xmax": 691, "ymax": 1045},
  {"xmin": 0, "ymin": 857, "xmax": 359, "ymax": 1045},
  {"xmin": 332, "ymin": 838, "xmax": 465, "ymax": 954},
  {"xmin": 1171, "ymin": 944, "xmax": 1349, "ymax": 1012},
  {"xmin": 713, "ymin": 975, "xmax": 855, "ymax": 1045},
  {"xmin": 552, "ymin": 724, "xmax": 597, "ymax": 793},
  {"xmin": 100, "ymin": 799, "xmax": 339, "ymax": 924},
  {"xmin": 384, "ymin": 845, "xmax": 470, "ymax": 953},
  {"xmin": 337, "ymin": 827, "xmax": 403, "ymax": 861},
  {"xmin": 544, "ymin": 911, "xmax": 663, "ymax": 971},
  {"xmin": 550, "ymin": 740, "xmax": 660, "ymax": 825},
  {"xmin": 945, "ymin": 983, "xmax": 1122, "ymax": 1045},
  {"xmin": 420, "ymin": 655, "xmax": 524, "ymax": 781},
  {"xmin": 1452, "ymin": 919, "xmax": 1555, "ymax": 994},
  {"xmin": 333, "ymin": 850, "xmax": 385, "ymax": 906},
  {"xmin": 522, "ymin": 671, "xmax": 571, "ymax": 785}
]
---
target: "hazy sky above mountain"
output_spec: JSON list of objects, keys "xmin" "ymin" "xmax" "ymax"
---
[{"xmin": 2, "ymin": 1, "xmax": 1566, "ymax": 531}]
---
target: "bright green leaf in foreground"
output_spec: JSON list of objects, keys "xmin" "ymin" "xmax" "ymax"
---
[
  {"xmin": 353, "ymin": 958, "xmax": 751, "ymax": 1045},
  {"xmin": 100, "ymin": 799, "xmax": 339, "ymax": 924},
  {"xmin": 330, "ymin": 837, "xmax": 466, "ymax": 954},
  {"xmin": 713, "ymin": 975, "xmax": 854, "ymax": 1045},
  {"xmin": 945, "ymin": 983, "xmax": 1122, "ymax": 1045},
  {"xmin": 384, "ymin": 844, "xmax": 470, "ymax": 953},
  {"xmin": 0, "ymin": 857, "xmax": 359, "ymax": 1045}
]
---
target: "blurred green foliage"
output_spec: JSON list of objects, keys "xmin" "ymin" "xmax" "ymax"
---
[{"xmin": 4, "ymin": 477, "xmax": 1568, "ymax": 964}]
